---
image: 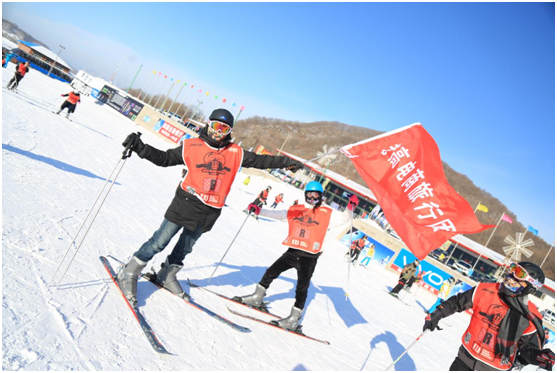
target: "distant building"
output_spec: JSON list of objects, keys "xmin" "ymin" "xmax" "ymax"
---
[{"xmin": 13, "ymin": 40, "xmax": 73, "ymax": 82}]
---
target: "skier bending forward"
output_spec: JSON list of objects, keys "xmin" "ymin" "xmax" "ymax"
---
[{"xmin": 234, "ymin": 181, "xmax": 354, "ymax": 331}]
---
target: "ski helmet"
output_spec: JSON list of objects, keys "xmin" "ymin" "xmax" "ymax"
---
[
  {"xmin": 448, "ymin": 277, "xmax": 456, "ymax": 284},
  {"xmin": 266, "ymin": 186, "xmax": 272, "ymax": 191},
  {"xmin": 209, "ymin": 108, "xmax": 234, "ymax": 127},
  {"xmin": 73, "ymin": 90, "xmax": 79, "ymax": 94},
  {"xmin": 304, "ymin": 181, "xmax": 323, "ymax": 206},
  {"xmin": 414, "ymin": 259, "xmax": 420, "ymax": 266}
]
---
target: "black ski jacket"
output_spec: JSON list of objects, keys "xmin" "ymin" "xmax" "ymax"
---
[
  {"xmin": 434, "ymin": 286, "xmax": 545, "ymax": 371},
  {"xmin": 136, "ymin": 130, "xmax": 300, "ymax": 233}
]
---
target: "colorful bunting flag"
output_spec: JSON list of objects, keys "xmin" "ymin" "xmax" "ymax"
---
[
  {"xmin": 206, "ymin": 91, "xmax": 210, "ymax": 96},
  {"xmin": 222, "ymin": 98, "xmax": 227, "ymax": 103},
  {"xmin": 240, "ymin": 105, "xmax": 245, "ymax": 110},
  {"xmin": 232, "ymin": 103, "xmax": 236, "ymax": 107},
  {"xmin": 501, "ymin": 213, "xmax": 513, "ymax": 224},
  {"xmin": 527, "ymin": 226, "xmax": 539, "ymax": 236},
  {"xmin": 214, "ymin": 95, "xmax": 218, "ymax": 99},
  {"xmin": 153, "ymin": 70, "xmax": 157, "ymax": 74}
]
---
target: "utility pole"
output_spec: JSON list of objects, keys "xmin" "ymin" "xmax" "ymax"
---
[
  {"xmin": 47, "ymin": 45, "xmax": 65, "ymax": 77},
  {"xmin": 127, "ymin": 64, "xmax": 143, "ymax": 93}
]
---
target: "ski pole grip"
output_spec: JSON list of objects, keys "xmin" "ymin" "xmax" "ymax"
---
[{"xmin": 122, "ymin": 132, "xmax": 141, "ymax": 159}]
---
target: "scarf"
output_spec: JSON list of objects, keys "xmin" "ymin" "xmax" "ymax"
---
[{"xmin": 495, "ymin": 291, "xmax": 544, "ymax": 364}]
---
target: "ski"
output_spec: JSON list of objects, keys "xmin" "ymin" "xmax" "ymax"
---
[
  {"xmin": 99, "ymin": 256, "xmax": 171, "ymax": 355},
  {"xmin": 142, "ymin": 273, "xmax": 251, "ymax": 333},
  {"xmin": 384, "ymin": 289, "xmax": 412, "ymax": 306},
  {"xmin": 106, "ymin": 255, "xmax": 250, "ymax": 333},
  {"xmin": 227, "ymin": 307, "xmax": 330, "ymax": 345},
  {"xmin": 187, "ymin": 279, "xmax": 282, "ymax": 319}
]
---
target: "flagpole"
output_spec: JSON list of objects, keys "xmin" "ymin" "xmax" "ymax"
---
[
  {"xmin": 444, "ymin": 238, "xmax": 460, "ymax": 265},
  {"xmin": 540, "ymin": 242, "xmax": 554, "ymax": 268},
  {"xmin": 160, "ymin": 80, "xmax": 176, "ymax": 112},
  {"xmin": 148, "ymin": 74, "xmax": 164, "ymax": 106},
  {"xmin": 174, "ymin": 85, "xmax": 194, "ymax": 118},
  {"xmin": 168, "ymin": 83, "xmax": 186, "ymax": 115},
  {"xmin": 139, "ymin": 71, "xmax": 157, "ymax": 100},
  {"xmin": 474, "ymin": 202, "xmax": 481, "ymax": 213},
  {"xmin": 154, "ymin": 78, "xmax": 169, "ymax": 109},
  {"xmin": 183, "ymin": 91, "xmax": 200, "ymax": 120},
  {"xmin": 485, "ymin": 213, "xmax": 504, "ymax": 248}
]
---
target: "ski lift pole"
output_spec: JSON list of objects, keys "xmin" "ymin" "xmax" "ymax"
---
[
  {"xmin": 385, "ymin": 330, "xmax": 429, "ymax": 371},
  {"xmin": 208, "ymin": 211, "xmax": 252, "ymax": 283},
  {"xmin": 50, "ymin": 133, "xmax": 141, "ymax": 288}
]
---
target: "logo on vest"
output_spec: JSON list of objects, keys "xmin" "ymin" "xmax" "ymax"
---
[
  {"xmin": 196, "ymin": 152, "xmax": 231, "ymax": 175},
  {"xmin": 293, "ymin": 212, "xmax": 320, "ymax": 227},
  {"xmin": 479, "ymin": 304, "xmax": 506, "ymax": 330}
]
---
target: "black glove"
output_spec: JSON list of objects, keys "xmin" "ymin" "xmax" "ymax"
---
[
  {"xmin": 284, "ymin": 159, "xmax": 303, "ymax": 172},
  {"xmin": 122, "ymin": 133, "xmax": 145, "ymax": 154},
  {"xmin": 536, "ymin": 349, "xmax": 555, "ymax": 371},
  {"xmin": 423, "ymin": 310, "xmax": 443, "ymax": 332}
]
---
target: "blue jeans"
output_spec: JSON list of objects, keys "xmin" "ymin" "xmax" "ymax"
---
[
  {"xmin": 360, "ymin": 256, "xmax": 371, "ymax": 267},
  {"xmin": 134, "ymin": 218, "xmax": 203, "ymax": 265}
]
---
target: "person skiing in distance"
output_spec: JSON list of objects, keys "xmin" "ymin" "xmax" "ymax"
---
[
  {"xmin": 423, "ymin": 262, "xmax": 554, "ymax": 371},
  {"xmin": 7, "ymin": 61, "xmax": 30, "ymax": 90},
  {"xmin": 349, "ymin": 237, "xmax": 365, "ymax": 265},
  {"xmin": 55, "ymin": 90, "xmax": 81, "ymax": 119},
  {"xmin": 270, "ymin": 193, "xmax": 284, "ymax": 209},
  {"xmin": 242, "ymin": 175, "xmax": 250, "ymax": 187},
  {"xmin": 252, "ymin": 186, "xmax": 272, "ymax": 209},
  {"xmin": 116, "ymin": 108, "xmax": 303, "ymax": 306},
  {"xmin": 389, "ymin": 259, "xmax": 419, "ymax": 297},
  {"xmin": 427, "ymin": 277, "xmax": 456, "ymax": 314},
  {"xmin": 3, "ymin": 51, "xmax": 14, "ymax": 68},
  {"xmin": 233, "ymin": 181, "xmax": 352, "ymax": 331}
]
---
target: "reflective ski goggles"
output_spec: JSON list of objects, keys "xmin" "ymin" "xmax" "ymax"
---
[
  {"xmin": 209, "ymin": 120, "xmax": 232, "ymax": 135},
  {"xmin": 509, "ymin": 263, "xmax": 543, "ymax": 289}
]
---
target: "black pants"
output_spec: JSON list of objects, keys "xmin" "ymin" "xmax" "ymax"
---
[
  {"xmin": 8, "ymin": 74, "xmax": 22, "ymax": 89},
  {"xmin": 391, "ymin": 278, "xmax": 408, "ymax": 294},
  {"xmin": 259, "ymin": 248, "xmax": 318, "ymax": 310},
  {"xmin": 60, "ymin": 101, "xmax": 77, "ymax": 113},
  {"xmin": 449, "ymin": 357, "xmax": 473, "ymax": 371},
  {"xmin": 350, "ymin": 249, "xmax": 361, "ymax": 262},
  {"xmin": 405, "ymin": 277, "xmax": 417, "ymax": 289}
]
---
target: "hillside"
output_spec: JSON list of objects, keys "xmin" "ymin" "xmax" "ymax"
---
[
  {"xmin": 2, "ymin": 18, "xmax": 49, "ymax": 49},
  {"xmin": 233, "ymin": 117, "xmax": 555, "ymax": 280}
]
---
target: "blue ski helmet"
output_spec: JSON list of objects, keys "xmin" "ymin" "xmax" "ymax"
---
[
  {"xmin": 304, "ymin": 181, "xmax": 323, "ymax": 207},
  {"xmin": 305, "ymin": 181, "xmax": 324, "ymax": 193}
]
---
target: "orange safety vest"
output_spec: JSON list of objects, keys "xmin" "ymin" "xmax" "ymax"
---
[
  {"xmin": 461, "ymin": 283, "xmax": 541, "ymax": 370},
  {"xmin": 282, "ymin": 205, "xmax": 332, "ymax": 254},
  {"xmin": 275, "ymin": 195, "xmax": 283, "ymax": 203},
  {"xmin": 67, "ymin": 92, "xmax": 80, "ymax": 104},
  {"xmin": 18, "ymin": 63, "xmax": 28, "ymax": 76},
  {"xmin": 180, "ymin": 138, "xmax": 243, "ymax": 208}
]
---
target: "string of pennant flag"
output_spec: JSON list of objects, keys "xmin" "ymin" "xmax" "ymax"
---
[
  {"xmin": 475, "ymin": 202, "xmax": 538, "ymax": 236},
  {"xmin": 148, "ymin": 70, "xmax": 245, "ymax": 114}
]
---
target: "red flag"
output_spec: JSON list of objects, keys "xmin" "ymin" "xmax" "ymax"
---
[
  {"xmin": 222, "ymin": 98, "xmax": 227, "ymax": 103},
  {"xmin": 341, "ymin": 123, "xmax": 495, "ymax": 260}
]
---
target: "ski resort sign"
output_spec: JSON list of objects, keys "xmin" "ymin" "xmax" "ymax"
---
[{"xmin": 153, "ymin": 119, "xmax": 190, "ymax": 144}]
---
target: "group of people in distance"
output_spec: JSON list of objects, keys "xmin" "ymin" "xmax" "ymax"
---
[{"xmin": 106, "ymin": 107, "xmax": 555, "ymax": 371}]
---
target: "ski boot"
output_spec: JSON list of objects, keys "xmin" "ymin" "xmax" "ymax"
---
[
  {"xmin": 117, "ymin": 256, "xmax": 147, "ymax": 307},
  {"xmin": 388, "ymin": 291, "xmax": 399, "ymax": 298},
  {"xmin": 232, "ymin": 284, "xmax": 268, "ymax": 312},
  {"xmin": 155, "ymin": 258, "xmax": 189, "ymax": 300},
  {"xmin": 55, "ymin": 109, "xmax": 62, "ymax": 115},
  {"xmin": 65, "ymin": 112, "xmax": 70, "ymax": 119},
  {"xmin": 271, "ymin": 306, "xmax": 303, "ymax": 332}
]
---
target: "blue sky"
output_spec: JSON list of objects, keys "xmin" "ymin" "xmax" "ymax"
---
[{"xmin": 3, "ymin": 2, "xmax": 555, "ymax": 242}]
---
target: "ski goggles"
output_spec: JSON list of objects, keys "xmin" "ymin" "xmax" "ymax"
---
[
  {"xmin": 509, "ymin": 263, "xmax": 543, "ymax": 289},
  {"xmin": 208, "ymin": 120, "xmax": 232, "ymax": 135},
  {"xmin": 305, "ymin": 191, "xmax": 321, "ymax": 203}
]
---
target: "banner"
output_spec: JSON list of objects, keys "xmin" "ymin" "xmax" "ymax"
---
[
  {"xmin": 341, "ymin": 123, "xmax": 495, "ymax": 259},
  {"xmin": 153, "ymin": 119, "xmax": 190, "ymax": 144},
  {"xmin": 339, "ymin": 228, "xmax": 396, "ymax": 267}
]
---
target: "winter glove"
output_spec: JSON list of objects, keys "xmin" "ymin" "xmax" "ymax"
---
[
  {"xmin": 283, "ymin": 159, "xmax": 303, "ymax": 172},
  {"xmin": 122, "ymin": 133, "xmax": 145, "ymax": 154},
  {"xmin": 536, "ymin": 349, "xmax": 555, "ymax": 371},
  {"xmin": 347, "ymin": 195, "xmax": 359, "ymax": 211},
  {"xmin": 247, "ymin": 203, "xmax": 261, "ymax": 215},
  {"xmin": 423, "ymin": 310, "xmax": 443, "ymax": 332}
]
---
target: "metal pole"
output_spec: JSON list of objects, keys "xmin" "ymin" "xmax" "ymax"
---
[
  {"xmin": 148, "ymin": 75, "xmax": 164, "ymax": 106},
  {"xmin": 182, "ymin": 90, "xmax": 199, "ymax": 119},
  {"xmin": 208, "ymin": 212, "xmax": 252, "ymax": 283},
  {"xmin": 540, "ymin": 242, "xmax": 554, "ymax": 268},
  {"xmin": 474, "ymin": 201, "xmax": 480, "ymax": 213},
  {"xmin": 47, "ymin": 45, "xmax": 65, "ymax": 77},
  {"xmin": 277, "ymin": 133, "xmax": 291, "ymax": 155},
  {"xmin": 126, "ymin": 64, "xmax": 143, "ymax": 93},
  {"xmin": 385, "ymin": 331, "xmax": 429, "ymax": 370},
  {"xmin": 139, "ymin": 70, "xmax": 156, "ymax": 100},
  {"xmin": 143, "ymin": 72, "xmax": 159, "ymax": 102},
  {"xmin": 160, "ymin": 80, "xmax": 176, "ymax": 112},
  {"xmin": 485, "ymin": 213, "xmax": 504, "ymax": 248},
  {"xmin": 110, "ymin": 53, "xmax": 126, "ymax": 83},
  {"xmin": 153, "ymin": 77, "xmax": 168, "ymax": 108},
  {"xmin": 168, "ymin": 83, "xmax": 186, "ymax": 115}
]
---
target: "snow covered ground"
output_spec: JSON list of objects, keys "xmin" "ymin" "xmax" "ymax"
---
[{"xmin": 1, "ymin": 67, "xmax": 547, "ymax": 371}]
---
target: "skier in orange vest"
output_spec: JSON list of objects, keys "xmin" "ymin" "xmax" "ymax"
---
[
  {"xmin": 116, "ymin": 109, "xmax": 303, "ymax": 306},
  {"xmin": 270, "ymin": 193, "xmax": 284, "ymax": 209},
  {"xmin": 55, "ymin": 90, "xmax": 81, "ymax": 119},
  {"xmin": 234, "ymin": 181, "xmax": 352, "ymax": 331},
  {"xmin": 7, "ymin": 61, "xmax": 30, "ymax": 90}
]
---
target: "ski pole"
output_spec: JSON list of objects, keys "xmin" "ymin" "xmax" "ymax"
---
[
  {"xmin": 384, "ymin": 330, "xmax": 428, "ymax": 371},
  {"xmin": 207, "ymin": 211, "xmax": 252, "ymax": 283},
  {"xmin": 345, "ymin": 210, "xmax": 354, "ymax": 300},
  {"xmin": 50, "ymin": 133, "xmax": 140, "ymax": 288}
]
